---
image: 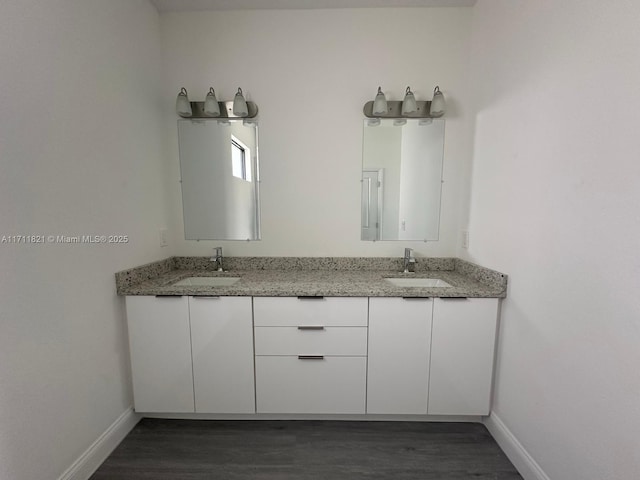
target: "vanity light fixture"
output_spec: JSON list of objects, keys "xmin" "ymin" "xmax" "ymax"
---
[
  {"xmin": 176, "ymin": 87, "xmax": 192, "ymax": 117},
  {"xmin": 363, "ymin": 85, "xmax": 445, "ymax": 119},
  {"xmin": 372, "ymin": 87, "xmax": 388, "ymax": 115},
  {"xmin": 204, "ymin": 87, "xmax": 220, "ymax": 117},
  {"xmin": 401, "ymin": 86, "xmax": 417, "ymax": 115},
  {"xmin": 175, "ymin": 87, "xmax": 258, "ymax": 119},
  {"xmin": 232, "ymin": 88, "xmax": 249, "ymax": 117},
  {"xmin": 429, "ymin": 85, "xmax": 446, "ymax": 117}
]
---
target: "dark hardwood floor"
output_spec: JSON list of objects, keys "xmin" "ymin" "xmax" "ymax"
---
[{"xmin": 91, "ymin": 419, "xmax": 522, "ymax": 479}]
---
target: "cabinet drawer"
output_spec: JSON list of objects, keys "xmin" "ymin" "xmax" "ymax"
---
[
  {"xmin": 255, "ymin": 356, "xmax": 366, "ymax": 414},
  {"xmin": 254, "ymin": 326, "xmax": 367, "ymax": 356},
  {"xmin": 253, "ymin": 297, "xmax": 368, "ymax": 327}
]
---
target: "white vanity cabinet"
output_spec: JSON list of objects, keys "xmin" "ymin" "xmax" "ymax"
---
[
  {"xmin": 125, "ymin": 296, "xmax": 195, "ymax": 413},
  {"xmin": 253, "ymin": 297, "xmax": 368, "ymax": 414},
  {"xmin": 427, "ymin": 298, "xmax": 499, "ymax": 415},
  {"xmin": 189, "ymin": 296, "xmax": 255, "ymax": 413},
  {"xmin": 125, "ymin": 295, "xmax": 256, "ymax": 414},
  {"xmin": 125, "ymin": 292, "xmax": 500, "ymax": 417},
  {"xmin": 367, "ymin": 297, "xmax": 433, "ymax": 414},
  {"xmin": 367, "ymin": 296, "xmax": 499, "ymax": 417}
]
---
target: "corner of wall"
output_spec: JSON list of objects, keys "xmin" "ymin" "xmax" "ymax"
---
[
  {"xmin": 483, "ymin": 413, "xmax": 550, "ymax": 480},
  {"xmin": 57, "ymin": 408, "xmax": 141, "ymax": 480}
]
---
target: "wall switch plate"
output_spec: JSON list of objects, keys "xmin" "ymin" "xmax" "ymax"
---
[
  {"xmin": 462, "ymin": 230, "xmax": 469, "ymax": 249},
  {"xmin": 159, "ymin": 229, "xmax": 168, "ymax": 247}
]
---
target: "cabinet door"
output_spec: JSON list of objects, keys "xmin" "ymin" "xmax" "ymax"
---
[
  {"xmin": 189, "ymin": 296, "xmax": 255, "ymax": 413},
  {"xmin": 367, "ymin": 297, "xmax": 433, "ymax": 414},
  {"xmin": 125, "ymin": 296, "xmax": 194, "ymax": 413},
  {"xmin": 428, "ymin": 298, "xmax": 498, "ymax": 415}
]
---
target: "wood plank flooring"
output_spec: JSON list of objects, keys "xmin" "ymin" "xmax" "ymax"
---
[{"xmin": 91, "ymin": 419, "xmax": 522, "ymax": 479}]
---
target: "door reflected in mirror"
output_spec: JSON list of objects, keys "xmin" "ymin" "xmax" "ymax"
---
[
  {"xmin": 361, "ymin": 118, "xmax": 444, "ymax": 241},
  {"xmin": 178, "ymin": 120, "xmax": 260, "ymax": 240}
]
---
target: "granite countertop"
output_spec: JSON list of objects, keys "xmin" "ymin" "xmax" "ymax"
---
[{"xmin": 116, "ymin": 257, "xmax": 507, "ymax": 298}]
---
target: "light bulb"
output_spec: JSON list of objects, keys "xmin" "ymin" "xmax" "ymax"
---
[
  {"xmin": 176, "ymin": 87, "xmax": 192, "ymax": 117},
  {"xmin": 233, "ymin": 87, "xmax": 248, "ymax": 117},
  {"xmin": 204, "ymin": 87, "xmax": 220, "ymax": 117},
  {"xmin": 401, "ymin": 86, "xmax": 417, "ymax": 115},
  {"xmin": 372, "ymin": 86, "xmax": 388, "ymax": 116},
  {"xmin": 430, "ymin": 86, "xmax": 446, "ymax": 117}
]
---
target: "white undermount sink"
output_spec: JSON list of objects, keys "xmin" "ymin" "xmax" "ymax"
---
[
  {"xmin": 172, "ymin": 276, "xmax": 241, "ymax": 287},
  {"xmin": 384, "ymin": 277, "xmax": 452, "ymax": 288}
]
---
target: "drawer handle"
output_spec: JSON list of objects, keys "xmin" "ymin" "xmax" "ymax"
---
[
  {"xmin": 298, "ymin": 355, "xmax": 325, "ymax": 360},
  {"xmin": 297, "ymin": 326, "xmax": 325, "ymax": 331},
  {"xmin": 155, "ymin": 295, "xmax": 182, "ymax": 298},
  {"xmin": 297, "ymin": 296, "xmax": 325, "ymax": 300}
]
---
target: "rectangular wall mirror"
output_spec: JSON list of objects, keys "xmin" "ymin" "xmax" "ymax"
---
[
  {"xmin": 361, "ymin": 118, "xmax": 444, "ymax": 241},
  {"xmin": 178, "ymin": 119, "xmax": 260, "ymax": 240}
]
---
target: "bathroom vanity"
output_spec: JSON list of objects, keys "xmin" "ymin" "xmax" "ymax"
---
[{"xmin": 116, "ymin": 257, "xmax": 507, "ymax": 420}]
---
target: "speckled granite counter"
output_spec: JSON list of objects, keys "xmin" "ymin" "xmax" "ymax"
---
[{"xmin": 116, "ymin": 257, "xmax": 507, "ymax": 298}]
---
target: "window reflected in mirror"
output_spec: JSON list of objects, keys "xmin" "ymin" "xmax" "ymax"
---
[{"xmin": 231, "ymin": 135, "xmax": 252, "ymax": 182}]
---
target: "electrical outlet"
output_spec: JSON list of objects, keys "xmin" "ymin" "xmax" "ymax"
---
[
  {"xmin": 462, "ymin": 230, "xmax": 469, "ymax": 249},
  {"xmin": 159, "ymin": 229, "xmax": 168, "ymax": 247}
]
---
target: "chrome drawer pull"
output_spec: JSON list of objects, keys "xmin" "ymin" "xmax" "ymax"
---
[
  {"xmin": 298, "ymin": 355, "xmax": 325, "ymax": 360},
  {"xmin": 297, "ymin": 326, "xmax": 325, "ymax": 331},
  {"xmin": 297, "ymin": 296, "xmax": 325, "ymax": 300}
]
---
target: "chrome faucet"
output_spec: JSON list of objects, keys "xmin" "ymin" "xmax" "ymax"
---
[
  {"xmin": 403, "ymin": 248, "xmax": 416, "ymax": 273},
  {"xmin": 211, "ymin": 246, "xmax": 224, "ymax": 272}
]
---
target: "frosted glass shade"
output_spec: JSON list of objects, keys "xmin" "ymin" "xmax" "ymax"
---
[
  {"xmin": 372, "ymin": 87, "xmax": 388, "ymax": 115},
  {"xmin": 430, "ymin": 86, "xmax": 446, "ymax": 117},
  {"xmin": 233, "ymin": 88, "xmax": 248, "ymax": 117},
  {"xmin": 176, "ymin": 87, "xmax": 192, "ymax": 117},
  {"xmin": 401, "ymin": 86, "xmax": 417, "ymax": 115},
  {"xmin": 204, "ymin": 87, "xmax": 220, "ymax": 116}
]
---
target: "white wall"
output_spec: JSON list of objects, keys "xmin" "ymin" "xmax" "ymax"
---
[
  {"xmin": 0, "ymin": 1, "xmax": 166, "ymax": 478},
  {"xmin": 465, "ymin": 1, "xmax": 640, "ymax": 478},
  {"xmin": 160, "ymin": 8, "xmax": 473, "ymax": 257}
]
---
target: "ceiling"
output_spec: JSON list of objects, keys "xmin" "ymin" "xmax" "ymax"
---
[{"xmin": 149, "ymin": 0, "xmax": 477, "ymax": 13}]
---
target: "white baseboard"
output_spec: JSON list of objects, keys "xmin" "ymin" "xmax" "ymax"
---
[
  {"xmin": 58, "ymin": 407, "xmax": 141, "ymax": 480},
  {"xmin": 484, "ymin": 413, "xmax": 550, "ymax": 480}
]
